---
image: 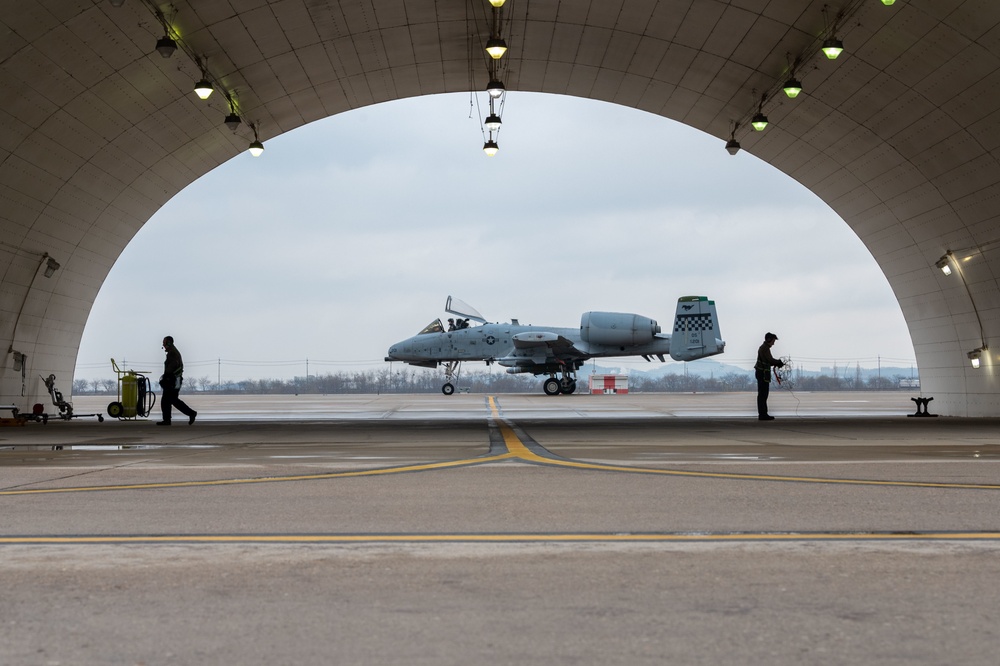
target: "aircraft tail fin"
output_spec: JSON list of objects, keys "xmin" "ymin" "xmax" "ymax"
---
[{"xmin": 669, "ymin": 296, "xmax": 725, "ymax": 361}]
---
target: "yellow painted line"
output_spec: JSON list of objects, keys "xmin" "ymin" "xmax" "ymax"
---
[
  {"xmin": 518, "ymin": 458, "xmax": 1000, "ymax": 489},
  {"xmin": 1, "ymin": 532, "xmax": 999, "ymax": 544},
  {"xmin": 488, "ymin": 396, "xmax": 1000, "ymax": 489},
  {"xmin": 0, "ymin": 455, "xmax": 514, "ymax": 496}
]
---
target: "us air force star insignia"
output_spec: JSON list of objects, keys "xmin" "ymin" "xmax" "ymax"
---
[{"xmin": 486, "ymin": 335, "xmax": 496, "ymax": 345}]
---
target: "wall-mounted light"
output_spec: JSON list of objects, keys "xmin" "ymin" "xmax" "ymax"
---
[
  {"xmin": 488, "ymin": 0, "xmax": 507, "ymax": 7},
  {"xmin": 933, "ymin": 249, "xmax": 991, "ymax": 370},
  {"xmin": 881, "ymin": 0, "xmax": 896, "ymax": 5},
  {"xmin": 483, "ymin": 140, "xmax": 499, "ymax": 157},
  {"xmin": 7, "ymin": 251, "xmax": 63, "ymax": 363},
  {"xmin": 485, "ymin": 37, "xmax": 508, "ymax": 59},
  {"xmin": 43, "ymin": 256, "xmax": 60, "ymax": 278}
]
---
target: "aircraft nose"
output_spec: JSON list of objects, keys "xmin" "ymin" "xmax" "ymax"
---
[{"xmin": 385, "ymin": 341, "xmax": 408, "ymax": 361}]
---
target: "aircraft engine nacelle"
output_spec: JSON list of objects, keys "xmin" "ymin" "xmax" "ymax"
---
[{"xmin": 580, "ymin": 312, "xmax": 660, "ymax": 346}]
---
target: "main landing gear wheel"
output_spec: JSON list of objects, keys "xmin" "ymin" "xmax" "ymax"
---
[
  {"xmin": 560, "ymin": 378, "xmax": 577, "ymax": 394},
  {"xmin": 543, "ymin": 378, "xmax": 561, "ymax": 396},
  {"xmin": 442, "ymin": 383, "xmax": 455, "ymax": 395}
]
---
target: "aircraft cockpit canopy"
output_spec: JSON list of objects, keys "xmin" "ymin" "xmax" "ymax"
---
[
  {"xmin": 418, "ymin": 319, "xmax": 445, "ymax": 335},
  {"xmin": 446, "ymin": 296, "xmax": 487, "ymax": 324}
]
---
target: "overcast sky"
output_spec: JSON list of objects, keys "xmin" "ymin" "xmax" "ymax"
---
[{"xmin": 74, "ymin": 92, "xmax": 916, "ymax": 383}]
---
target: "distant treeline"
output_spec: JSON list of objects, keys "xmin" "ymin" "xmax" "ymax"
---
[{"xmin": 72, "ymin": 368, "xmax": 917, "ymax": 395}]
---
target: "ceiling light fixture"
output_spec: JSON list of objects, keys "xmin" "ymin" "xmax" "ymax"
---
[
  {"xmin": 820, "ymin": 5, "xmax": 845, "ymax": 60},
  {"xmin": 479, "ymin": 0, "xmax": 510, "ymax": 155},
  {"xmin": 881, "ymin": 0, "xmax": 896, "ymax": 5},
  {"xmin": 155, "ymin": 35, "xmax": 177, "ymax": 58},
  {"xmin": 725, "ymin": 122, "xmax": 741, "ymax": 155},
  {"xmin": 223, "ymin": 93, "xmax": 242, "ymax": 131},
  {"xmin": 821, "ymin": 37, "xmax": 844, "ymax": 59},
  {"xmin": 194, "ymin": 77, "xmax": 214, "ymax": 100},
  {"xmin": 485, "ymin": 37, "xmax": 508, "ymax": 59},
  {"xmin": 109, "ymin": 0, "xmax": 126, "ymax": 6},
  {"xmin": 936, "ymin": 254, "xmax": 953, "ymax": 276},
  {"xmin": 224, "ymin": 112, "xmax": 241, "ymax": 131},
  {"xmin": 486, "ymin": 79, "xmax": 505, "ymax": 99},
  {"xmin": 248, "ymin": 123, "xmax": 264, "ymax": 157},
  {"xmin": 749, "ymin": 91, "xmax": 768, "ymax": 131},
  {"xmin": 192, "ymin": 56, "xmax": 215, "ymax": 100},
  {"xmin": 968, "ymin": 347, "xmax": 985, "ymax": 369},
  {"xmin": 783, "ymin": 77, "xmax": 803, "ymax": 99},
  {"xmin": 152, "ymin": 7, "xmax": 179, "ymax": 58}
]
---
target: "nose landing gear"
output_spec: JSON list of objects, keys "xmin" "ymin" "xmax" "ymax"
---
[{"xmin": 441, "ymin": 361, "xmax": 461, "ymax": 395}]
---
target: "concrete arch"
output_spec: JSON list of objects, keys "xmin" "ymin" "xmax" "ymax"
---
[{"xmin": 1, "ymin": 0, "xmax": 997, "ymax": 415}]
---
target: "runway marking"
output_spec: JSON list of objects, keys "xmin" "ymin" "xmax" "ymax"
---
[
  {"xmin": 0, "ymin": 456, "xmax": 511, "ymax": 495},
  {"xmin": 486, "ymin": 397, "xmax": 1000, "ymax": 490},
  {"xmin": 1, "ymin": 532, "xmax": 1000, "ymax": 544},
  {"xmin": 0, "ymin": 396, "xmax": 998, "ymax": 495}
]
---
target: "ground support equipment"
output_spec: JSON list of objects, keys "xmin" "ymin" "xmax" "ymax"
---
[{"xmin": 107, "ymin": 358, "xmax": 155, "ymax": 420}]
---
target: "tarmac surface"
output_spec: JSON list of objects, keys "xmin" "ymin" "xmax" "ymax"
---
[{"xmin": 2, "ymin": 391, "xmax": 999, "ymax": 665}]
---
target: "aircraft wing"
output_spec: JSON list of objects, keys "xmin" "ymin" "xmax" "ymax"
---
[{"xmin": 500, "ymin": 331, "xmax": 587, "ymax": 366}]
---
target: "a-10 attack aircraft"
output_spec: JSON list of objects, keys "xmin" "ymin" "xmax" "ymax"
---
[{"xmin": 385, "ymin": 296, "xmax": 726, "ymax": 395}]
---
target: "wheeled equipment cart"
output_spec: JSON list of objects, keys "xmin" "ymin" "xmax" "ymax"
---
[{"xmin": 107, "ymin": 358, "xmax": 156, "ymax": 420}]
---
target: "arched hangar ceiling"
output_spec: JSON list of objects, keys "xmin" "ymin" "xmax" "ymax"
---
[{"xmin": 1, "ymin": 0, "xmax": 999, "ymax": 415}]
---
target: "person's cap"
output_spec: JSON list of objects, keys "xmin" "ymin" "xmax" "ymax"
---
[{"xmin": 765, "ymin": 332, "xmax": 778, "ymax": 341}]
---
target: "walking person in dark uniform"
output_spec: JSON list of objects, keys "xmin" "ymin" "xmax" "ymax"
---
[
  {"xmin": 158, "ymin": 335, "xmax": 197, "ymax": 425},
  {"xmin": 755, "ymin": 332, "xmax": 784, "ymax": 421}
]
